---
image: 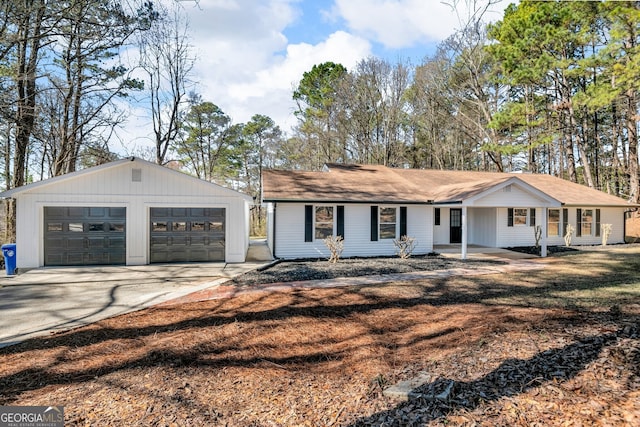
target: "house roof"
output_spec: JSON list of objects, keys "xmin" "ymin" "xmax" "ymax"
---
[
  {"xmin": 0, "ymin": 157, "xmax": 253, "ymax": 201},
  {"xmin": 262, "ymin": 164, "xmax": 635, "ymax": 207},
  {"xmin": 262, "ymin": 164, "xmax": 431, "ymax": 204}
]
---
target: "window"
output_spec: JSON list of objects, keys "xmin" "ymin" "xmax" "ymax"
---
[
  {"xmin": 152, "ymin": 221, "xmax": 167, "ymax": 232},
  {"xmin": 379, "ymin": 207, "xmax": 397, "ymax": 239},
  {"xmin": 434, "ymin": 208, "xmax": 441, "ymax": 226},
  {"xmin": 315, "ymin": 206, "xmax": 334, "ymax": 239},
  {"xmin": 581, "ymin": 209, "xmax": 593, "ymax": 236},
  {"xmin": 209, "ymin": 221, "xmax": 223, "ymax": 232},
  {"xmin": 173, "ymin": 222, "xmax": 187, "ymax": 232},
  {"xmin": 548, "ymin": 209, "xmax": 560, "ymax": 236},
  {"xmin": 109, "ymin": 223, "xmax": 125, "ymax": 232},
  {"xmin": 69, "ymin": 223, "xmax": 83, "ymax": 232},
  {"xmin": 513, "ymin": 208, "xmax": 528, "ymax": 226},
  {"xmin": 47, "ymin": 223, "xmax": 63, "ymax": 232},
  {"xmin": 89, "ymin": 223, "xmax": 104, "ymax": 232}
]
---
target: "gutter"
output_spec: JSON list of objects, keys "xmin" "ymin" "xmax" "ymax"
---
[{"xmin": 262, "ymin": 199, "xmax": 435, "ymax": 205}]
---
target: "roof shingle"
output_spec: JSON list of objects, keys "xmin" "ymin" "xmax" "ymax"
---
[{"xmin": 262, "ymin": 164, "xmax": 634, "ymax": 207}]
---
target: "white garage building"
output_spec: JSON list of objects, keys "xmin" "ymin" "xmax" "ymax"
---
[{"xmin": 0, "ymin": 157, "xmax": 252, "ymax": 269}]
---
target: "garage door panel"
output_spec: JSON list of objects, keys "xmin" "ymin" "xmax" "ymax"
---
[
  {"xmin": 108, "ymin": 237, "xmax": 125, "ymax": 248},
  {"xmin": 151, "ymin": 236, "xmax": 169, "ymax": 245},
  {"xmin": 150, "ymin": 207, "xmax": 225, "ymax": 263},
  {"xmin": 44, "ymin": 207, "xmax": 126, "ymax": 266},
  {"xmin": 87, "ymin": 237, "xmax": 105, "ymax": 249},
  {"xmin": 109, "ymin": 207, "xmax": 126, "ymax": 218},
  {"xmin": 66, "ymin": 237, "xmax": 85, "ymax": 250},
  {"xmin": 189, "ymin": 235, "xmax": 207, "ymax": 246}
]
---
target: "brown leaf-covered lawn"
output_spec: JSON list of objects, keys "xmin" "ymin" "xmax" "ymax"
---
[{"xmin": 0, "ymin": 247, "xmax": 639, "ymax": 426}]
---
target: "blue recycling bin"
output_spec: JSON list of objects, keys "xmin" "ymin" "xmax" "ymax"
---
[{"xmin": 2, "ymin": 243, "xmax": 16, "ymax": 275}]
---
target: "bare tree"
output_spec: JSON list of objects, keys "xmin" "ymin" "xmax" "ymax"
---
[
  {"xmin": 139, "ymin": 2, "xmax": 194, "ymax": 165},
  {"xmin": 46, "ymin": 0, "xmax": 146, "ymax": 176}
]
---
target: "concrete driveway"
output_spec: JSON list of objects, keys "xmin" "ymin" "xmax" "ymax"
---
[{"xmin": 0, "ymin": 262, "xmax": 265, "ymax": 348}]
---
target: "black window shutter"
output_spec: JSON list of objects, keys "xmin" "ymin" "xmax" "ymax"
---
[
  {"xmin": 337, "ymin": 205, "xmax": 345, "ymax": 239},
  {"xmin": 400, "ymin": 206, "xmax": 407, "ymax": 237},
  {"xmin": 563, "ymin": 208, "xmax": 568, "ymax": 236},
  {"xmin": 304, "ymin": 205, "xmax": 313, "ymax": 242},
  {"xmin": 507, "ymin": 208, "xmax": 514, "ymax": 227},
  {"xmin": 576, "ymin": 208, "xmax": 582, "ymax": 237},
  {"xmin": 530, "ymin": 208, "xmax": 536, "ymax": 226},
  {"xmin": 595, "ymin": 209, "xmax": 601, "ymax": 237},
  {"xmin": 370, "ymin": 206, "xmax": 378, "ymax": 241},
  {"xmin": 434, "ymin": 208, "xmax": 441, "ymax": 226}
]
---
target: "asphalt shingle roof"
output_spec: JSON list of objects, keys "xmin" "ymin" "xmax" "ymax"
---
[{"xmin": 262, "ymin": 164, "xmax": 634, "ymax": 207}]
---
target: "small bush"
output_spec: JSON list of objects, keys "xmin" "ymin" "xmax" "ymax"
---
[
  {"xmin": 564, "ymin": 224, "xmax": 575, "ymax": 246},
  {"xmin": 323, "ymin": 235, "xmax": 344, "ymax": 263},
  {"xmin": 534, "ymin": 225, "xmax": 542, "ymax": 248},
  {"xmin": 601, "ymin": 223, "xmax": 612, "ymax": 246},
  {"xmin": 393, "ymin": 235, "xmax": 417, "ymax": 259}
]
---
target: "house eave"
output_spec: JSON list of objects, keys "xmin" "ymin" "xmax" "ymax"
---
[{"xmin": 262, "ymin": 198, "xmax": 434, "ymax": 205}]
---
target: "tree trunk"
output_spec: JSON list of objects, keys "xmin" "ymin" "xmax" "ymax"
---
[{"xmin": 627, "ymin": 88, "xmax": 639, "ymax": 203}]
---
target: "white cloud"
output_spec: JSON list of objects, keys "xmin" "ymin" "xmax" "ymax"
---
[
  {"xmin": 224, "ymin": 31, "xmax": 370, "ymax": 128},
  {"xmin": 331, "ymin": 0, "xmax": 509, "ymax": 48},
  {"xmin": 118, "ymin": 0, "xmax": 509, "ymax": 148},
  {"xmin": 182, "ymin": 1, "xmax": 370, "ymax": 131}
]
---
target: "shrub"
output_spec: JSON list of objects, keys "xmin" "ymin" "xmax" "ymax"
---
[
  {"xmin": 601, "ymin": 223, "xmax": 612, "ymax": 246},
  {"xmin": 564, "ymin": 224, "xmax": 575, "ymax": 246},
  {"xmin": 534, "ymin": 225, "xmax": 542, "ymax": 248},
  {"xmin": 323, "ymin": 235, "xmax": 344, "ymax": 263},
  {"xmin": 393, "ymin": 235, "xmax": 417, "ymax": 259}
]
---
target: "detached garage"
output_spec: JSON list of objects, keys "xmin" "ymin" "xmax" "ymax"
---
[{"xmin": 0, "ymin": 157, "xmax": 252, "ymax": 270}]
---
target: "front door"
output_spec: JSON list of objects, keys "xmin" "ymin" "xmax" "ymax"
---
[{"xmin": 450, "ymin": 208, "xmax": 462, "ymax": 243}]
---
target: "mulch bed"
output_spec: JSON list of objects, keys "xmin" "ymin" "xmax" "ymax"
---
[
  {"xmin": 0, "ymin": 252, "xmax": 638, "ymax": 426},
  {"xmin": 231, "ymin": 255, "xmax": 505, "ymax": 287},
  {"xmin": 505, "ymin": 245, "xmax": 579, "ymax": 256}
]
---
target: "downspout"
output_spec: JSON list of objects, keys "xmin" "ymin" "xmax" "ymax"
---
[{"xmin": 272, "ymin": 202, "xmax": 277, "ymax": 258}]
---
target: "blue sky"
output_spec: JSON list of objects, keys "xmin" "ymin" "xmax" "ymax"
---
[{"xmin": 122, "ymin": 0, "xmax": 511, "ymax": 154}]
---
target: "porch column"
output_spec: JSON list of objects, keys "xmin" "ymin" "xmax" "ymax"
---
[
  {"xmin": 541, "ymin": 207, "xmax": 548, "ymax": 257},
  {"xmin": 461, "ymin": 206, "xmax": 468, "ymax": 260}
]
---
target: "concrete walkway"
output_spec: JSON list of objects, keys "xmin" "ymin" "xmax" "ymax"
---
[
  {"xmin": 246, "ymin": 238, "xmax": 274, "ymax": 261},
  {"xmin": 0, "ymin": 262, "xmax": 266, "ymax": 347}
]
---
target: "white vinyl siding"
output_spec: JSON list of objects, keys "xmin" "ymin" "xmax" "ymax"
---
[
  {"xmin": 494, "ymin": 207, "xmax": 626, "ymax": 247},
  {"xmin": 468, "ymin": 208, "xmax": 497, "ymax": 247},
  {"xmin": 272, "ymin": 203, "xmax": 432, "ymax": 259},
  {"xmin": 471, "ymin": 183, "xmax": 548, "ymax": 207},
  {"xmin": 433, "ymin": 207, "xmax": 451, "ymax": 245},
  {"xmin": 12, "ymin": 160, "xmax": 250, "ymax": 268},
  {"xmin": 496, "ymin": 208, "xmax": 540, "ymax": 247}
]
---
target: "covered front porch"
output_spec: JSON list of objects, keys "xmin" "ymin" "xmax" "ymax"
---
[{"xmin": 433, "ymin": 205, "xmax": 555, "ymax": 260}]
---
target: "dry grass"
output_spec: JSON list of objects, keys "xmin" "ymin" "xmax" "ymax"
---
[{"xmin": 0, "ymin": 248, "xmax": 638, "ymax": 426}]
